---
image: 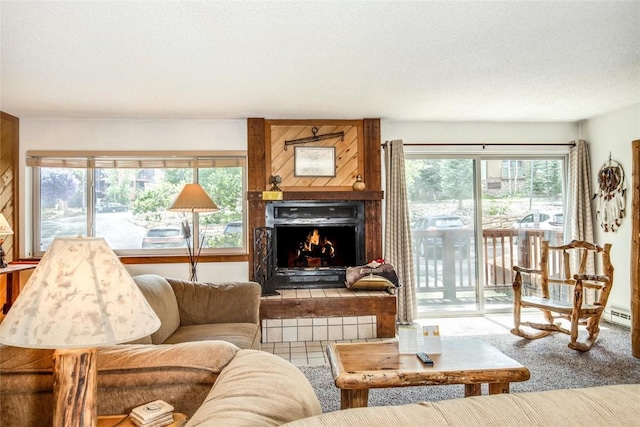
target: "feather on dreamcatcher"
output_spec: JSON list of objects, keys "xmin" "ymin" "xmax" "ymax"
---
[{"xmin": 593, "ymin": 155, "xmax": 626, "ymax": 232}]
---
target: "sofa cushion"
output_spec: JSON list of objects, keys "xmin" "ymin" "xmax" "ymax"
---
[
  {"xmin": 134, "ymin": 274, "xmax": 181, "ymax": 344},
  {"xmin": 165, "ymin": 278, "xmax": 261, "ymax": 325},
  {"xmin": 186, "ymin": 349, "xmax": 322, "ymax": 427},
  {"xmin": 163, "ymin": 323, "xmax": 261, "ymax": 349}
]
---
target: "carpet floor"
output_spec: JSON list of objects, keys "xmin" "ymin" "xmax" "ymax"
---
[{"xmin": 298, "ymin": 319, "xmax": 640, "ymax": 413}]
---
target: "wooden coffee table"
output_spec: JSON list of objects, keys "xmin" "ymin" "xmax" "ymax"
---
[{"xmin": 326, "ymin": 339, "xmax": 530, "ymax": 409}]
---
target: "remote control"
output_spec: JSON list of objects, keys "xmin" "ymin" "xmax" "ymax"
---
[{"xmin": 416, "ymin": 352, "xmax": 434, "ymax": 366}]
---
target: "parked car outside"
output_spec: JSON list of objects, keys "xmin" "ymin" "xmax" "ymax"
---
[
  {"xmin": 511, "ymin": 212, "xmax": 563, "ymax": 231},
  {"xmin": 97, "ymin": 202, "xmax": 128, "ymax": 213},
  {"xmin": 412, "ymin": 215, "xmax": 467, "ymax": 231},
  {"xmin": 223, "ymin": 221, "xmax": 242, "ymax": 235},
  {"xmin": 141, "ymin": 225, "xmax": 186, "ymax": 249},
  {"xmin": 411, "ymin": 215, "xmax": 469, "ymax": 259}
]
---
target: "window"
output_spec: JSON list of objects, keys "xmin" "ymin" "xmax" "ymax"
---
[
  {"xmin": 29, "ymin": 152, "xmax": 247, "ymax": 257},
  {"xmin": 501, "ymin": 160, "xmax": 526, "ymax": 179}
]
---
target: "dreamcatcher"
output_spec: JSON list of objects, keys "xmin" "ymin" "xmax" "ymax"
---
[{"xmin": 594, "ymin": 154, "xmax": 626, "ymax": 232}]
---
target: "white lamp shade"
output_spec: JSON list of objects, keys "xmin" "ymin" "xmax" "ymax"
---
[
  {"xmin": 168, "ymin": 184, "xmax": 219, "ymax": 212},
  {"xmin": 0, "ymin": 237, "xmax": 161, "ymax": 349},
  {"xmin": 0, "ymin": 214, "xmax": 13, "ymax": 235}
]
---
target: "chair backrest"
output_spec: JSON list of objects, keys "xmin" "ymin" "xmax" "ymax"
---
[{"xmin": 540, "ymin": 240, "xmax": 613, "ymax": 305}]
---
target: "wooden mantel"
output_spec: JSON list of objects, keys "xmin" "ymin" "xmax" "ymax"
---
[
  {"xmin": 247, "ymin": 118, "xmax": 382, "ymax": 281},
  {"xmin": 247, "ymin": 190, "xmax": 383, "ymax": 202}
]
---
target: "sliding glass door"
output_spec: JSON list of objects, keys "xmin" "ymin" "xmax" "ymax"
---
[
  {"xmin": 406, "ymin": 157, "xmax": 479, "ymax": 315},
  {"xmin": 406, "ymin": 154, "xmax": 566, "ymax": 317}
]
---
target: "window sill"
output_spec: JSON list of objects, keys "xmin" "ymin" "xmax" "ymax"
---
[{"xmin": 119, "ymin": 254, "xmax": 249, "ymax": 264}]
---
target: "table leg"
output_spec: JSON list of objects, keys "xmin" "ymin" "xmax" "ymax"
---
[
  {"xmin": 341, "ymin": 389, "xmax": 369, "ymax": 409},
  {"xmin": 489, "ymin": 382, "xmax": 510, "ymax": 394},
  {"xmin": 2, "ymin": 272, "xmax": 16, "ymax": 314},
  {"xmin": 464, "ymin": 384, "xmax": 481, "ymax": 397}
]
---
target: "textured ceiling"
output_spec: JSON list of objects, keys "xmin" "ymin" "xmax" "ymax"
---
[{"xmin": 1, "ymin": 1, "xmax": 639, "ymax": 122}]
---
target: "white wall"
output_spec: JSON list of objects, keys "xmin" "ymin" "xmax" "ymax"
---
[
  {"xmin": 580, "ymin": 103, "xmax": 640, "ymax": 314},
  {"xmin": 18, "ymin": 118, "xmax": 249, "ymax": 281},
  {"xmin": 382, "ymin": 120, "xmax": 578, "ymax": 144}
]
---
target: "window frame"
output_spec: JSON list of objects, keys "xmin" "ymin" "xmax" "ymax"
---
[
  {"xmin": 404, "ymin": 150, "xmax": 568, "ymax": 317},
  {"xmin": 29, "ymin": 151, "xmax": 248, "ymax": 259}
]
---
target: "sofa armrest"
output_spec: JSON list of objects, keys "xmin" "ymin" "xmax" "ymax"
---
[
  {"xmin": 186, "ymin": 349, "xmax": 322, "ymax": 427},
  {"xmin": 166, "ymin": 278, "xmax": 261, "ymax": 326},
  {"xmin": 1, "ymin": 341, "xmax": 240, "ymax": 426}
]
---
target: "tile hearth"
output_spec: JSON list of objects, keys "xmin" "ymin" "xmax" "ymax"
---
[
  {"xmin": 262, "ymin": 314, "xmax": 542, "ymax": 367},
  {"xmin": 260, "ymin": 338, "xmax": 391, "ymax": 367},
  {"xmin": 260, "ymin": 287, "xmax": 396, "ymax": 343},
  {"xmin": 261, "ymin": 316, "xmax": 377, "ymax": 343}
]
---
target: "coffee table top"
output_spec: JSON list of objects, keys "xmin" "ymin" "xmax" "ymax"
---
[{"xmin": 327, "ymin": 339, "xmax": 530, "ymax": 389}]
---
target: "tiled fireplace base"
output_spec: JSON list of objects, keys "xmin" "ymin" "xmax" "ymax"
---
[
  {"xmin": 261, "ymin": 316, "xmax": 377, "ymax": 343},
  {"xmin": 259, "ymin": 288, "xmax": 396, "ymax": 343}
]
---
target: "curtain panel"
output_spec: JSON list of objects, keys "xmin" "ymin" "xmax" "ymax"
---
[
  {"xmin": 567, "ymin": 139, "xmax": 596, "ymax": 275},
  {"xmin": 384, "ymin": 140, "xmax": 417, "ymax": 324}
]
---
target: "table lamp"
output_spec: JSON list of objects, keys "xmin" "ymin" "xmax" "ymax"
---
[
  {"xmin": 0, "ymin": 213, "xmax": 14, "ymax": 268},
  {"xmin": 0, "ymin": 236, "xmax": 161, "ymax": 427},
  {"xmin": 168, "ymin": 183, "xmax": 219, "ymax": 281}
]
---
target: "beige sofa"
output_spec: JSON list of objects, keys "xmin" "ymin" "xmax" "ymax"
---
[
  {"xmin": 1, "ymin": 275, "xmax": 323, "ymax": 426},
  {"xmin": 278, "ymin": 383, "xmax": 639, "ymax": 427},
  {"xmin": 131, "ymin": 274, "xmax": 262, "ymax": 349},
  {"xmin": 1, "ymin": 341, "xmax": 322, "ymax": 426}
]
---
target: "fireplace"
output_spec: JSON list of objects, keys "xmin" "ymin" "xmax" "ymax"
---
[{"xmin": 266, "ymin": 201, "xmax": 366, "ymax": 288}]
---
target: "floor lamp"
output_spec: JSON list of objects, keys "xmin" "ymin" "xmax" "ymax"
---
[
  {"xmin": 168, "ymin": 183, "xmax": 219, "ymax": 281},
  {"xmin": 0, "ymin": 237, "xmax": 161, "ymax": 427}
]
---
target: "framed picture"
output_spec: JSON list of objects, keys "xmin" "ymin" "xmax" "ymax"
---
[{"xmin": 294, "ymin": 147, "xmax": 336, "ymax": 177}]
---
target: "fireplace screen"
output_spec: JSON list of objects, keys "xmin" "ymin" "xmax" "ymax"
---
[{"xmin": 266, "ymin": 201, "xmax": 365, "ymax": 288}]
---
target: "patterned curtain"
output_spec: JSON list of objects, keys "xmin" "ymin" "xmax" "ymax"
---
[
  {"xmin": 568, "ymin": 139, "xmax": 595, "ymax": 242},
  {"xmin": 567, "ymin": 139, "xmax": 596, "ymax": 273},
  {"xmin": 384, "ymin": 140, "xmax": 417, "ymax": 324}
]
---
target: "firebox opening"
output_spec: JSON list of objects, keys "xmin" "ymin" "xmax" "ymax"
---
[
  {"xmin": 275, "ymin": 225, "xmax": 357, "ymax": 269},
  {"xmin": 266, "ymin": 200, "xmax": 365, "ymax": 288}
]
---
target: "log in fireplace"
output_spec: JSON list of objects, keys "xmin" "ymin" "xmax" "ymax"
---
[{"xmin": 265, "ymin": 201, "xmax": 366, "ymax": 288}]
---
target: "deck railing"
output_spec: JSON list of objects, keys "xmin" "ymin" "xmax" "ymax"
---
[{"xmin": 412, "ymin": 228, "xmax": 563, "ymax": 298}]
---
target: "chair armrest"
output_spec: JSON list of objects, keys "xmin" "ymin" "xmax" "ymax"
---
[
  {"xmin": 574, "ymin": 274, "xmax": 610, "ymax": 290},
  {"xmin": 166, "ymin": 278, "xmax": 261, "ymax": 326},
  {"xmin": 573, "ymin": 273, "xmax": 609, "ymax": 282},
  {"xmin": 513, "ymin": 266, "xmax": 542, "ymax": 275}
]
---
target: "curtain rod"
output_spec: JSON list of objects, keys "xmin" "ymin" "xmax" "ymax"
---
[{"xmin": 381, "ymin": 141, "xmax": 576, "ymax": 148}]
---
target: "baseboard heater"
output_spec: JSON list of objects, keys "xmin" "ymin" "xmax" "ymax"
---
[{"xmin": 605, "ymin": 307, "xmax": 631, "ymax": 327}]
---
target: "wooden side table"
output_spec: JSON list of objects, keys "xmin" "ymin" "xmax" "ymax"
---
[
  {"xmin": 1, "ymin": 262, "xmax": 38, "ymax": 314},
  {"xmin": 97, "ymin": 413, "xmax": 187, "ymax": 427}
]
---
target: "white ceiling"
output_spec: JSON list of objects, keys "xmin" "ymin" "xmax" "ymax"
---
[{"xmin": 1, "ymin": 1, "xmax": 639, "ymax": 122}]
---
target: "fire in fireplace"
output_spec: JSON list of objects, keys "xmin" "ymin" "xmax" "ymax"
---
[
  {"xmin": 266, "ymin": 201, "xmax": 365, "ymax": 288},
  {"xmin": 277, "ymin": 226, "xmax": 356, "ymax": 269},
  {"xmin": 294, "ymin": 228, "xmax": 335, "ymax": 267}
]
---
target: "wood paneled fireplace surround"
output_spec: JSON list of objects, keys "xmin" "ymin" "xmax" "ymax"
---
[
  {"xmin": 247, "ymin": 118, "xmax": 384, "ymax": 285},
  {"xmin": 247, "ymin": 118, "xmax": 396, "ymax": 339}
]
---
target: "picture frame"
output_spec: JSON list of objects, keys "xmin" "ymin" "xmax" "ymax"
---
[{"xmin": 294, "ymin": 147, "xmax": 336, "ymax": 177}]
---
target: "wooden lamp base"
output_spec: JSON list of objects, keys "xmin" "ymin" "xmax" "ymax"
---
[{"xmin": 53, "ymin": 347, "xmax": 98, "ymax": 427}]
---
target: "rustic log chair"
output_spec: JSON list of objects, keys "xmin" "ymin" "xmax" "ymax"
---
[{"xmin": 511, "ymin": 239, "xmax": 613, "ymax": 352}]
